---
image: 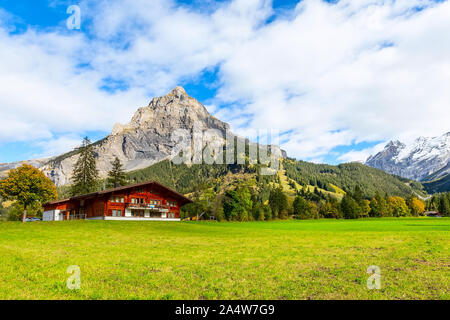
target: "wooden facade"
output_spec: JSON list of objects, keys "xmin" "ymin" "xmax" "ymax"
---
[{"xmin": 42, "ymin": 181, "xmax": 192, "ymax": 221}]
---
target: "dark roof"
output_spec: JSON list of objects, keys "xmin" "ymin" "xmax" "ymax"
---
[{"xmin": 45, "ymin": 181, "xmax": 193, "ymax": 206}]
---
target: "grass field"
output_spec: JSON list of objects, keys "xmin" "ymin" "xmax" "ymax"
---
[{"xmin": 0, "ymin": 218, "xmax": 448, "ymax": 300}]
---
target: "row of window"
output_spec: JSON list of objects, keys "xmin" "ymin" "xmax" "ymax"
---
[
  {"xmin": 131, "ymin": 198, "xmax": 145, "ymax": 204},
  {"xmin": 110, "ymin": 196, "xmax": 125, "ymax": 203}
]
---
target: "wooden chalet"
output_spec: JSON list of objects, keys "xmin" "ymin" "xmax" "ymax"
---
[{"xmin": 42, "ymin": 181, "xmax": 192, "ymax": 221}]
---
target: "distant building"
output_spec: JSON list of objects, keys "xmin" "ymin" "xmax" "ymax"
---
[
  {"xmin": 42, "ymin": 181, "xmax": 192, "ymax": 221},
  {"xmin": 425, "ymin": 211, "xmax": 442, "ymax": 217}
]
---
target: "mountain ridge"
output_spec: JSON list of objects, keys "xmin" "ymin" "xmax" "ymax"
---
[{"xmin": 366, "ymin": 132, "xmax": 450, "ymax": 183}]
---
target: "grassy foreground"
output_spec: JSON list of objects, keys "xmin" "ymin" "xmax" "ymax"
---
[{"xmin": 0, "ymin": 218, "xmax": 448, "ymax": 300}]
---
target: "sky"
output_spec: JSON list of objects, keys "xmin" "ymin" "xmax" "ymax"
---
[{"xmin": 0, "ymin": 0, "xmax": 449, "ymax": 164}]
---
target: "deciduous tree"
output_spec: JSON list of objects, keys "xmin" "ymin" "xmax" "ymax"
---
[
  {"xmin": 388, "ymin": 196, "xmax": 410, "ymax": 217},
  {"xmin": 0, "ymin": 164, "xmax": 57, "ymax": 222}
]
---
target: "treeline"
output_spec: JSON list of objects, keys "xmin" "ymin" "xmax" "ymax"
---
[
  {"xmin": 426, "ymin": 192, "xmax": 450, "ymax": 216},
  {"xmin": 180, "ymin": 180, "xmax": 444, "ymax": 221}
]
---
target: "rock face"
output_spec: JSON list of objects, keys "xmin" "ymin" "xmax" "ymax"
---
[
  {"xmin": 366, "ymin": 132, "xmax": 450, "ymax": 181},
  {"xmin": 1, "ymin": 86, "xmax": 286, "ymax": 186}
]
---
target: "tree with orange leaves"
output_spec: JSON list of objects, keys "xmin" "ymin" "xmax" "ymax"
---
[{"xmin": 0, "ymin": 164, "xmax": 57, "ymax": 222}]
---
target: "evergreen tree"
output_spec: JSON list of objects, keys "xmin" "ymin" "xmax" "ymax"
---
[
  {"xmin": 438, "ymin": 195, "xmax": 450, "ymax": 216},
  {"xmin": 340, "ymin": 194, "xmax": 361, "ymax": 219},
  {"xmin": 70, "ymin": 137, "xmax": 99, "ymax": 196},
  {"xmin": 293, "ymin": 195, "xmax": 308, "ymax": 219},
  {"xmin": 107, "ymin": 156, "xmax": 127, "ymax": 188}
]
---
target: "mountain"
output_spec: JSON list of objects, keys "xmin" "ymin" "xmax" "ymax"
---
[
  {"xmin": 0, "ymin": 86, "xmax": 285, "ymax": 186},
  {"xmin": 366, "ymin": 133, "xmax": 450, "ymax": 184}
]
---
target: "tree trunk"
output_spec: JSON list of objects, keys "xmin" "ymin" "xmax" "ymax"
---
[{"xmin": 22, "ymin": 207, "xmax": 27, "ymax": 223}]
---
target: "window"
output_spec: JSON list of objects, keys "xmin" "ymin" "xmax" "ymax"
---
[
  {"xmin": 117, "ymin": 210, "xmax": 122, "ymax": 217},
  {"xmin": 167, "ymin": 201, "xmax": 177, "ymax": 207},
  {"xmin": 131, "ymin": 198, "xmax": 135, "ymax": 204},
  {"xmin": 112, "ymin": 210, "xmax": 117, "ymax": 216},
  {"xmin": 121, "ymin": 197, "xmax": 124, "ymax": 203}
]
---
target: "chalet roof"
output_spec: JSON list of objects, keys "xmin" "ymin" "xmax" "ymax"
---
[{"xmin": 45, "ymin": 181, "xmax": 193, "ymax": 206}]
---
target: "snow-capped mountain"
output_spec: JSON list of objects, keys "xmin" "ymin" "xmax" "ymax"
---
[{"xmin": 366, "ymin": 132, "xmax": 450, "ymax": 181}]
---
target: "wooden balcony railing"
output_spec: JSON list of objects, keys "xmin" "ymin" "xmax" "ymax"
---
[{"xmin": 125, "ymin": 203, "xmax": 169, "ymax": 210}]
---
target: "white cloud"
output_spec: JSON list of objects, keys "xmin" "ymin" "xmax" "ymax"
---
[
  {"xmin": 0, "ymin": 0, "xmax": 449, "ymax": 163},
  {"xmin": 337, "ymin": 142, "xmax": 387, "ymax": 163},
  {"xmin": 33, "ymin": 134, "xmax": 84, "ymax": 159}
]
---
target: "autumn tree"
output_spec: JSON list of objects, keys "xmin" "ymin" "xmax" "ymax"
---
[
  {"xmin": 0, "ymin": 164, "xmax": 57, "ymax": 222},
  {"xmin": 388, "ymin": 196, "xmax": 411, "ymax": 217},
  {"xmin": 107, "ymin": 156, "xmax": 127, "ymax": 188},
  {"xmin": 293, "ymin": 195, "xmax": 319, "ymax": 219},
  {"xmin": 319, "ymin": 200, "xmax": 341, "ymax": 219},
  {"xmin": 407, "ymin": 197, "xmax": 425, "ymax": 216},
  {"xmin": 71, "ymin": 137, "xmax": 99, "ymax": 196}
]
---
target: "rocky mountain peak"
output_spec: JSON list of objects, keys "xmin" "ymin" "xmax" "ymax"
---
[
  {"xmin": 170, "ymin": 86, "xmax": 188, "ymax": 98},
  {"xmin": 386, "ymin": 140, "xmax": 405, "ymax": 148},
  {"xmin": 112, "ymin": 87, "xmax": 228, "ymax": 136},
  {"xmin": 366, "ymin": 132, "xmax": 450, "ymax": 181},
  {"xmin": 33, "ymin": 87, "xmax": 237, "ymax": 186}
]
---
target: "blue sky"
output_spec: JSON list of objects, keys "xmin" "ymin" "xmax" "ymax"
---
[{"xmin": 0, "ymin": 0, "xmax": 449, "ymax": 164}]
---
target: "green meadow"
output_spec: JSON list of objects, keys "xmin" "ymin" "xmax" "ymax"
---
[{"xmin": 0, "ymin": 218, "xmax": 448, "ymax": 300}]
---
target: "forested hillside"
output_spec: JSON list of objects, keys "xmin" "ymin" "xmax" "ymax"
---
[
  {"xmin": 283, "ymin": 159, "xmax": 425, "ymax": 199},
  {"xmin": 122, "ymin": 158, "xmax": 425, "ymax": 199},
  {"xmin": 422, "ymin": 174, "xmax": 450, "ymax": 194}
]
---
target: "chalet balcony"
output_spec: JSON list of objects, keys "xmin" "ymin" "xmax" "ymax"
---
[{"xmin": 125, "ymin": 202, "xmax": 170, "ymax": 212}]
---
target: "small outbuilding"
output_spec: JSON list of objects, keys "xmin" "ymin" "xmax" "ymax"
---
[{"xmin": 425, "ymin": 211, "xmax": 442, "ymax": 217}]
